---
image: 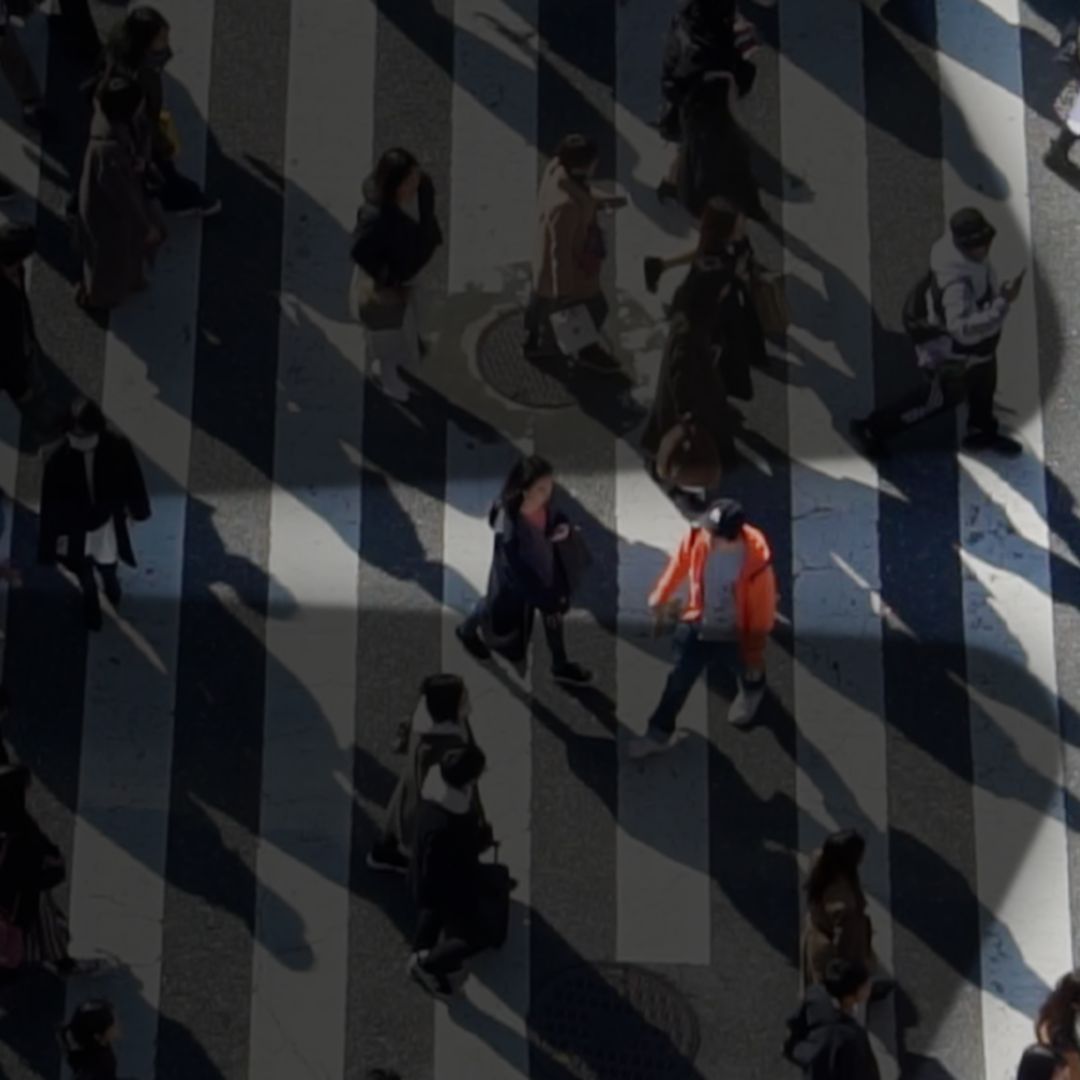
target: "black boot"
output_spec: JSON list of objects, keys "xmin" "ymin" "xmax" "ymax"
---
[{"xmin": 1045, "ymin": 128, "xmax": 1078, "ymax": 170}]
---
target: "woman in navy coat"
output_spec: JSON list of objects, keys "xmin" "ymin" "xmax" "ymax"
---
[{"xmin": 455, "ymin": 455, "xmax": 591, "ymax": 685}]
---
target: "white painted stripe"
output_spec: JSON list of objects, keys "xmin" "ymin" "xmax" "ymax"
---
[
  {"xmin": 779, "ymin": 1, "xmax": 896, "ymax": 1071},
  {"xmin": 63, "ymin": 1, "xmax": 214, "ymax": 1076},
  {"xmin": 936, "ymin": 3, "xmax": 1071, "ymax": 1077},
  {"xmin": 434, "ymin": 1, "xmax": 536, "ymax": 1072},
  {"xmin": 0, "ymin": 4, "xmax": 48, "ymax": 670},
  {"xmin": 612, "ymin": 0, "xmax": 711, "ymax": 965},
  {"xmin": 246, "ymin": 0, "xmax": 374, "ymax": 1076}
]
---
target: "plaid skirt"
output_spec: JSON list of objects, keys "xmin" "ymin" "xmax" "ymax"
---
[{"xmin": 22, "ymin": 891, "xmax": 69, "ymax": 967}]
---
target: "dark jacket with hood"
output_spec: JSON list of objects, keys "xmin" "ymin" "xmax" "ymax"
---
[
  {"xmin": 349, "ymin": 173, "xmax": 443, "ymax": 290},
  {"xmin": 784, "ymin": 985, "xmax": 881, "ymax": 1080}
]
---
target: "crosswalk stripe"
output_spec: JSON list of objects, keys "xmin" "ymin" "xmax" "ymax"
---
[
  {"xmin": 612, "ymin": 0, "xmax": 712, "ymax": 967},
  {"xmin": 245, "ymin": 0, "xmax": 373, "ymax": 1076},
  {"xmin": 937, "ymin": 1, "xmax": 1073, "ymax": 1075},
  {"xmin": 61, "ymin": 0, "xmax": 214, "ymax": 1072}
]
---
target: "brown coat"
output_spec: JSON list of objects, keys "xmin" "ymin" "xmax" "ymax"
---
[
  {"xmin": 800, "ymin": 873, "xmax": 875, "ymax": 989},
  {"xmin": 77, "ymin": 107, "xmax": 160, "ymax": 309},
  {"xmin": 531, "ymin": 159, "xmax": 603, "ymax": 303}
]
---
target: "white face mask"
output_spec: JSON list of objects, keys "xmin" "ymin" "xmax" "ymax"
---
[{"xmin": 67, "ymin": 432, "xmax": 99, "ymax": 452}]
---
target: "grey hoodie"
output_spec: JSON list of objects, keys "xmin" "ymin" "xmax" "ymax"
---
[{"xmin": 920, "ymin": 231, "xmax": 1009, "ymax": 367}]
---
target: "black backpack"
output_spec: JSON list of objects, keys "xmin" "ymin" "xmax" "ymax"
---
[{"xmin": 901, "ymin": 270, "xmax": 947, "ymax": 345}]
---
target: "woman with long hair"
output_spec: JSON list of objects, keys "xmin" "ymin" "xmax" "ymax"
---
[
  {"xmin": 1036, "ymin": 972, "xmax": 1080, "ymax": 1080},
  {"xmin": 349, "ymin": 147, "xmax": 443, "ymax": 403},
  {"xmin": 455, "ymin": 455, "xmax": 591, "ymax": 685},
  {"xmin": 800, "ymin": 829, "xmax": 891, "ymax": 1002},
  {"xmin": 0, "ymin": 765, "xmax": 101, "ymax": 976},
  {"xmin": 60, "ymin": 999, "xmax": 120, "ymax": 1080}
]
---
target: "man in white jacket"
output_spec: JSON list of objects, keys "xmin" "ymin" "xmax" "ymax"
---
[{"xmin": 851, "ymin": 207, "xmax": 1023, "ymax": 459}]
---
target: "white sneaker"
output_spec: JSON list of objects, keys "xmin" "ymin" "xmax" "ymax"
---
[
  {"xmin": 626, "ymin": 730, "xmax": 679, "ymax": 759},
  {"xmin": 728, "ymin": 683, "xmax": 765, "ymax": 727}
]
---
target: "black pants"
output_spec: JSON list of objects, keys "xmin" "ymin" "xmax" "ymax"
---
[
  {"xmin": 72, "ymin": 558, "xmax": 119, "ymax": 624},
  {"xmin": 153, "ymin": 157, "xmax": 204, "ymax": 213},
  {"xmin": 56, "ymin": 0, "xmax": 101, "ymax": 55},
  {"xmin": 865, "ymin": 358, "xmax": 998, "ymax": 442},
  {"xmin": 463, "ymin": 601, "xmax": 569, "ymax": 667},
  {"xmin": 414, "ymin": 906, "xmax": 485, "ymax": 976}
]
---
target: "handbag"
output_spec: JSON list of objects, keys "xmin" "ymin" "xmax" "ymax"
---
[
  {"xmin": 554, "ymin": 526, "xmax": 592, "ymax": 596},
  {"xmin": 549, "ymin": 303, "xmax": 602, "ymax": 357},
  {"xmin": 158, "ymin": 110, "xmax": 181, "ymax": 160},
  {"xmin": 472, "ymin": 844, "xmax": 513, "ymax": 950},
  {"xmin": 750, "ymin": 270, "xmax": 790, "ymax": 337},
  {"xmin": 351, "ymin": 266, "xmax": 409, "ymax": 331},
  {"xmin": 657, "ymin": 416, "xmax": 722, "ymax": 490},
  {"xmin": 1055, "ymin": 78, "xmax": 1080, "ymax": 124}
]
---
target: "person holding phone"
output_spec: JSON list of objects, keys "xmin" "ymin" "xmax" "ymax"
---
[{"xmin": 851, "ymin": 207, "xmax": 1024, "ymax": 459}]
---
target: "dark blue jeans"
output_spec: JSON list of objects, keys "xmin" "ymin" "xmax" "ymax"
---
[{"xmin": 647, "ymin": 622, "xmax": 761, "ymax": 736}]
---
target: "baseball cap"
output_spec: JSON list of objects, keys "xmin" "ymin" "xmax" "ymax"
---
[{"xmin": 702, "ymin": 498, "xmax": 746, "ymax": 540}]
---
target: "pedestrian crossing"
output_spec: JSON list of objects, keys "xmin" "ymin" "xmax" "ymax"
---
[{"xmin": 0, "ymin": 0, "xmax": 1078, "ymax": 1078}]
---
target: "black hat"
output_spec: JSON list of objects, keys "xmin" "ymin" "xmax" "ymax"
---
[
  {"xmin": 0, "ymin": 222, "xmax": 35, "ymax": 265},
  {"xmin": 702, "ymin": 498, "xmax": 745, "ymax": 540},
  {"xmin": 949, "ymin": 207, "xmax": 996, "ymax": 249}
]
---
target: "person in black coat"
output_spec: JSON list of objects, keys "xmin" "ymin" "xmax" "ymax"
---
[
  {"xmin": 38, "ymin": 398, "xmax": 151, "ymax": 631},
  {"xmin": 349, "ymin": 147, "xmax": 443, "ymax": 403},
  {"xmin": 407, "ymin": 745, "xmax": 493, "ymax": 997},
  {"xmin": 60, "ymin": 999, "xmax": 121, "ymax": 1080},
  {"xmin": 0, "ymin": 222, "xmax": 65, "ymax": 449},
  {"xmin": 784, "ymin": 958, "xmax": 880, "ymax": 1080},
  {"xmin": 455, "ymin": 454, "xmax": 591, "ymax": 686}
]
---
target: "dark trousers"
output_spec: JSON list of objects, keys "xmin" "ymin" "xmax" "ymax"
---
[
  {"xmin": 414, "ymin": 906, "xmax": 484, "ymax": 976},
  {"xmin": 865, "ymin": 358, "xmax": 998, "ymax": 442},
  {"xmin": 647, "ymin": 622, "xmax": 761, "ymax": 736},
  {"xmin": 153, "ymin": 157, "xmax": 204, "ymax": 213},
  {"xmin": 463, "ymin": 601, "xmax": 569, "ymax": 667},
  {"xmin": 72, "ymin": 558, "xmax": 119, "ymax": 623},
  {"xmin": 56, "ymin": 0, "xmax": 101, "ymax": 55}
]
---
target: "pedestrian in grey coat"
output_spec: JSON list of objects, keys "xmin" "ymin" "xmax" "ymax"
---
[{"xmin": 76, "ymin": 74, "xmax": 164, "ymax": 313}]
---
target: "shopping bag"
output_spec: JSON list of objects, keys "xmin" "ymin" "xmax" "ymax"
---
[
  {"xmin": 657, "ymin": 418, "xmax": 722, "ymax": 491},
  {"xmin": 751, "ymin": 271, "xmax": 790, "ymax": 337},
  {"xmin": 549, "ymin": 304, "xmax": 602, "ymax": 357}
]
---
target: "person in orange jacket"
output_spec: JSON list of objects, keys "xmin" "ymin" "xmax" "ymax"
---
[{"xmin": 628, "ymin": 497, "xmax": 777, "ymax": 759}]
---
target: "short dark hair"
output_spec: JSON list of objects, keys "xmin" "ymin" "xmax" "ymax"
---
[
  {"xmin": 69, "ymin": 398, "xmax": 107, "ymax": 436},
  {"xmin": 556, "ymin": 134, "xmax": 599, "ymax": 173},
  {"xmin": 440, "ymin": 744, "xmax": 486, "ymax": 788},
  {"xmin": 422, "ymin": 674, "xmax": 466, "ymax": 724},
  {"xmin": 823, "ymin": 958, "xmax": 869, "ymax": 1001}
]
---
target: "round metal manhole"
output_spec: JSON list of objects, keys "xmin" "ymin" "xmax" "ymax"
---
[
  {"xmin": 475, "ymin": 309, "xmax": 577, "ymax": 410},
  {"xmin": 528, "ymin": 963, "xmax": 701, "ymax": 1080}
]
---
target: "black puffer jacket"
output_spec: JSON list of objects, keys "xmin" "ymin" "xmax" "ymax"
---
[
  {"xmin": 349, "ymin": 173, "xmax": 443, "ymax": 289},
  {"xmin": 783, "ymin": 985, "xmax": 881, "ymax": 1080}
]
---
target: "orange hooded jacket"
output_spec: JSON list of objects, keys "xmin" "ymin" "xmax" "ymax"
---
[{"xmin": 648, "ymin": 523, "xmax": 778, "ymax": 670}]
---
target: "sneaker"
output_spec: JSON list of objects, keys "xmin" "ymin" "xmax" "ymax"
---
[
  {"xmin": 849, "ymin": 418, "xmax": 888, "ymax": 461},
  {"xmin": 728, "ymin": 681, "xmax": 765, "ymax": 727},
  {"xmin": 626, "ymin": 728, "xmax": 679, "ymax": 760},
  {"xmin": 575, "ymin": 343, "xmax": 621, "ymax": 374},
  {"xmin": 962, "ymin": 430, "xmax": 1022, "ymax": 457},
  {"xmin": 0, "ymin": 176, "xmax": 15, "ymax": 202},
  {"xmin": 644, "ymin": 256, "xmax": 664, "ymax": 294},
  {"xmin": 173, "ymin": 194, "xmax": 222, "ymax": 218},
  {"xmin": 366, "ymin": 844, "xmax": 409, "ymax": 875},
  {"xmin": 407, "ymin": 952, "xmax": 455, "ymax": 997},
  {"xmin": 455, "ymin": 622, "xmax": 491, "ymax": 661},
  {"xmin": 552, "ymin": 661, "xmax": 592, "ymax": 686}
]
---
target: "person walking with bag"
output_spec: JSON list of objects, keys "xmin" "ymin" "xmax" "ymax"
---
[
  {"xmin": 628, "ymin": 497, "xmax": 776, "ymax": 759},
  {"xmin": 801, "ymin": 830, "xmax": 894, "ymax": 1002},
  {"xmin": 0, "ymin": 765, "xmax": 101, "ymax": 976},
  {"xmin": 366, "ymin": 674, "xmax": 478, "ymax": 876},
  {"xmin": 407, "ymin": 745, "xmax": 500, "ymax": 998},
  {"xmin": 38, "ymin": 398, "xmax": 152, "ymax": 631},
  {"xmin": 455, "ymin": 454, "xmax": 592, "ymax": 686},
  {"xmin": 0, "ymin": 223, "xmax": 66, "ymax": 449},
  {"xmin": 76, "ymin": 74, "xmax": 165, "ymax": 314},
  {"xmin": 851, "ymin": 208, "xmax": 1024, "ymax": 460},
  {"xmin": 526, "ymin": 134, "xmax": 623, "ymax": 373},
  {"xmin": 349, "ymin": 148, "xmax": 443, "ymax": 403},
  {"xmin": 60, "ymin": 1000, "xmax": 125, "ymax": 1080}
]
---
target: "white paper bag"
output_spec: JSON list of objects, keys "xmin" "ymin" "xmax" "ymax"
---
[{"xmin": 549, "ymin": 304, "xmax": 602, "ymax": 357}]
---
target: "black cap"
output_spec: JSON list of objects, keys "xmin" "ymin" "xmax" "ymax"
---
[
  {"xmin": 0, "ymin": 222, "xmax": 35, "ymax": 265},
  {"xmin": 702, "ymin": 498, "xmax": 745, "ymax": 540},
  {"xmin": 949, "ymin": 207, "xmax": 996, "ymax": 249}
]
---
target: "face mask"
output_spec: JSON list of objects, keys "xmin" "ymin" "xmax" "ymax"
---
[
  {"xmin": 145, "ymin": 47, "xmax": 173, "ymax": 71},
  {"xmin": 67, "ymin": 433, "xmax": 99, "ymax": 453}
]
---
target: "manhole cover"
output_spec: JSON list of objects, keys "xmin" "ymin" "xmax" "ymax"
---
[
  {"xmin": 528, "ymin": 963, "xmax": 701, "ymax": 1080},
  {"xmin": 475, "ymin": 309, "xmax": 577, "ymax": 409}
]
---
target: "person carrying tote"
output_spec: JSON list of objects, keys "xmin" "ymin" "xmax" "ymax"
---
[
  {"xmin": 526, "ymin": 134, "xmax": 623, "ymax": 374},
  {"xmin": 350, "ymin": 148, "xmax": 443, "ymax": 404},
  {"xmin": 366, "ymin": 674, "xmax": 479, "ymax": 876},
  {"xmin": 455, "ymin": 454, "xmax": 592, "ymax": 686}
]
